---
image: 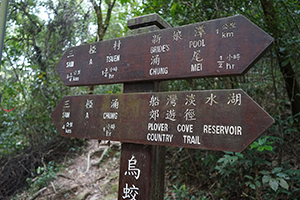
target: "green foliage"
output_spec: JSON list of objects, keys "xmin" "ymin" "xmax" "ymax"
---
[
  {"xmin": 251, "ymin": 136, "xmax": 274, "ymax": 152},
  {"xmin": 260, "ymin": 167, "xmax": 290, "ymax": 192},
  {"xmin": 0, "ymin": 0, "xmax": 129, "ymax": 156},
  {"xmin": 165, "ymin": 184, "xmax": 210, "ymax": 200},
  {"xmin": 245, "ymin": 174, "xmax": 261, "ymax": 191},
  {"xmin": 215, "ymin": 152, "xmax": 244, "ymax": 176},
  {"xmin": 1, "ymin": 0, "xmax": 300, "ymax": 199},
  {"xmin": 170, "ymin": 184, "xmax": 190, "ymax": 199},
  {"xmin": 26, "ymin": 161, "xmax": 60, "ymax": 193},
  {"xmin": 141, "ymin": 1, "xmax": 300, "ymax": 199},
  {"xmin": 0, "ymin": 0, "xmax": 129, "ymax": 197}
]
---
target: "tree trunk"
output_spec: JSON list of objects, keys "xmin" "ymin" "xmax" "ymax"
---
[{"xmin": 260, "ymin": 0, "xmax": 300, "ymax": 124}]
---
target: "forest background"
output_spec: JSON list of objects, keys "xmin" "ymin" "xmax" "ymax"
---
[{"xmin": 0, "ymin": 0, "xmax": 299, "ymax": 199}]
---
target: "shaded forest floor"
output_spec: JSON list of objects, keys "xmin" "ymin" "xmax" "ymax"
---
[
  {"xmin": 16, "ymin": 140, "xmax": 121, "ymax": 200},
  {"xmin": 12, "ymin": 139, "xmax": 196, "ymax": 200}
]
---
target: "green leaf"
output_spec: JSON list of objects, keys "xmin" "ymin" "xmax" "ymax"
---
[
  {"xmin": 120, "ymin": 0, "xmax": 129, "ymax": 4},
  {"xmin": 217, "ymin": 157, "xmax": 225, "ymax": 163},
  {"xmin": 257, "ymin": 146, "xmax": 265, "ymax": 151},
  {"xmin": 258, "ymin": 137, "xmax": 267, "ymax": 145},
  {"xmin": 229, "ymin": 156, "xmax": 238, "ymax": 165},
  {"xmin": 282, "ymin": 58, "xmax": 290, "ymax": 67},
  {"xmin": 264, "ymin": 145, "xmax": 273, "ymax": 151},
  {"xmin": 262, "ymin": 175, "xmax": 271, "ymax": 184},
  {"xmin": 272, "ymin": 167, "xmax": 283, "ymax": 174},
  {"xmin": 269, "ymin": 178, "xmax": 279, "ymax": 191},
  {"xmin": 235, "ymin": 152, "xmax": 244, "ymax": 158},
  {"xmin": 250, "ymin": 141, "xmax": 259, "ymax": 149},
  {"xmin": 279, "ymin": 178, "xmax": 289, "ymax": 190},
  {"xmin": 37, "ymin": 166, "xmax": 43, "ymax": 174},
  {"xmin": 260, "ymin": 170, "xmax": 271, "ymax": 175},
  {"xmin": 276, "ymin": 172, "xmax": 289, "ymax": 179},
  {"xmin": 255, "ymin": 181, "xmax": 261, "ymax": 188},
  {"xmin": 170, "ymin": 3, "xmax": 178, "ymax": 17},
  {"xmin": 249, "ymin": 183, "xmax": 256, "ymax": 190},
  {"xmin": 245, "ymin": 175, "xmax": 254, "ymax": 180}
]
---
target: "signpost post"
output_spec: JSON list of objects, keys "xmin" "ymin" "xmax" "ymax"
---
[
  {"xmin": 51, "ymin": 14, "xmax": 274, "ymax": 199},
  {"xmin": 118, "ymin": 14, "xmax": 170, "ymax": 199}
]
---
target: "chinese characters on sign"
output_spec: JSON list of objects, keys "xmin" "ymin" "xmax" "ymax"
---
[
  {"xmin": 124, "ymin": 155, "xmax": 141, "ymax": 180},
  {"xmin": 59, "ymin": 91, "xmax": 243, "ymax": 139},
  {"xmin": 122, "ymin": 155, "xmax": 141, "ymax": 199},
  {"xmin": 165, "ymin": 94, "xmax": 178, "ymax": 122},
  {"xmin": 56, "ymin": 15, "xmax": 274, "ymax": 86},
  {"xmin": 122, "ymin": 184, "xmax": 139, "ymax": 200},
  {"xmin": 149, "ymin": 33, "xmax": 170, "ymax": 76},
  {"xmin": 103, "ymin": 98, "xmax": 119, "ymax": 136},
  {"xmin": 51, "ymin": 89, "xmax": 274, "ymax": 152},
  {"xmin": 50, "ymin": 14, "xmax": 275, "ymax": 200},
  {"xmin": 62, "ymin": 99, "xmax": 73, "ymax": 134},
  {"xmin": 102, "ymin": 40, "xmax": 122, "ymax": 79}
]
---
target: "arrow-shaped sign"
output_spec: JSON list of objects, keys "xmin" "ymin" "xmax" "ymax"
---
[
  {"xmin": 51, "ymin": 89, "xmax": 274, "ymax": 152},
  {"xmin": 56, "ymin": 15, "xmax": 273, "ymax": 86}
]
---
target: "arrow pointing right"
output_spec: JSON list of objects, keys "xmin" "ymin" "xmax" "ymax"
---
[
  {"xmin": 51, "ymin": 89, "xmax": 274, "ymax": 152},
  {"xmin": 56, "ymin": 15, "xmax": 274, "ymax": 86}
]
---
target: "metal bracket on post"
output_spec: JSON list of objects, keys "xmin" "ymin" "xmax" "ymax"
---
[{"xmin": 118, "ymin": 13, "xmax": 171, "ymax": 200}]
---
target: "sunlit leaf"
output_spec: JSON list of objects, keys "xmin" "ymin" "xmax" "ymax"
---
[
  {"xmin": 276, "ymin": 172, "xmax": 289, "ymax": 179},
  {"xmin": 264, "ymin": 145, "xmax": 273, "ymax": 151},
  {"xmin": 262, "ymin": 175, "xmax": 271, "ymax": 184},
  {"xmin": 279, "ymin": 178, "xmax": 289, "ymax": 190},
  {"xmin": 269, "ymin": 178, "xmax": 278, "ymax": 191}
]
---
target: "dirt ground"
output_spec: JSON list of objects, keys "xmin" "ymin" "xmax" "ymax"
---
[{"xmin": 32, "ymin": 140, "xmax": 121, "ymax": 200}]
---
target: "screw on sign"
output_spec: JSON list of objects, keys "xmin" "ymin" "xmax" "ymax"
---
[
  {"xmin": 55, "ymin": 15, "xmax": 274, "ymax": 86},
  {"xmin": 51, "ymin": 89, "xmax": 274, "ymax": 153}
]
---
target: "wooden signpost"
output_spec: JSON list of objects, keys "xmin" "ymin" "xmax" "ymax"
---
[
  {"xmin": 51, "ymin": 89, "xmax": 274, "ymax": 152},
  {"xmin": 55, "ymin": 15, "xmax": 273, "ymax": 86},
  {"xmin": 51, "ymin": 14, "xmax": 274, "ymax": 199}
]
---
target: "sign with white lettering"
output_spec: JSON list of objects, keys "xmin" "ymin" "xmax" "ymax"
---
[
  {"xmin": 56, "ymin": 15, "xmax": 273, "ymax": 86},
  {"xmin": 51, "ymin": 89, "xmax": 274, "ymax": 152}
]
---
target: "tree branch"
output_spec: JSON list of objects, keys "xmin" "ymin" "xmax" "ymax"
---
[
  {"xmin": 103, "ymin": 0, "xmax": 117, "ymax": 35},
  {"xmin": 90, "ymin": 0, "xmax": 116, "ymax": 41},
  {"xmin": 90, "ymin": 0, "xmax": 103, "ymax": 41}
]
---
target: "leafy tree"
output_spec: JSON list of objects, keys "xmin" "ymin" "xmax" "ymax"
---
[
  {"xmin": 139, "ymin": 1, "xmax": 300, "ymax": 199},
  {"xmin": 260, "ymin": 0, "xmax": 300, "ymax": 123},
  {"xmin": 140, "ymin": 0, "xmax": 300, "ymax": 123},
  {"xmin": 0, "ymin": 0, "xmax": 135, "ymax": 197},
  {"xmin": 0, "ymin": 0, "xmax": 93, "ymax": 150}
]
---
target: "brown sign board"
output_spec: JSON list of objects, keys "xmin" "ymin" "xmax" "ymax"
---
[
  {"xmin": 56, "ymin": 15, "xmax": 274, "ymax": 86},
  {"xmin": 51, "ymin": 89, "xmax": 274, "ymax": 152}
]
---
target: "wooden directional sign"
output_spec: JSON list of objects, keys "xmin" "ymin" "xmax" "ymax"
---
[
  {"xmin": 51, "ymin": 89, "xmax": 274, "ymax": 152},
  {"xmin": 56, "ymin": 15, "xmax": 274, "ymax": 86}
]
